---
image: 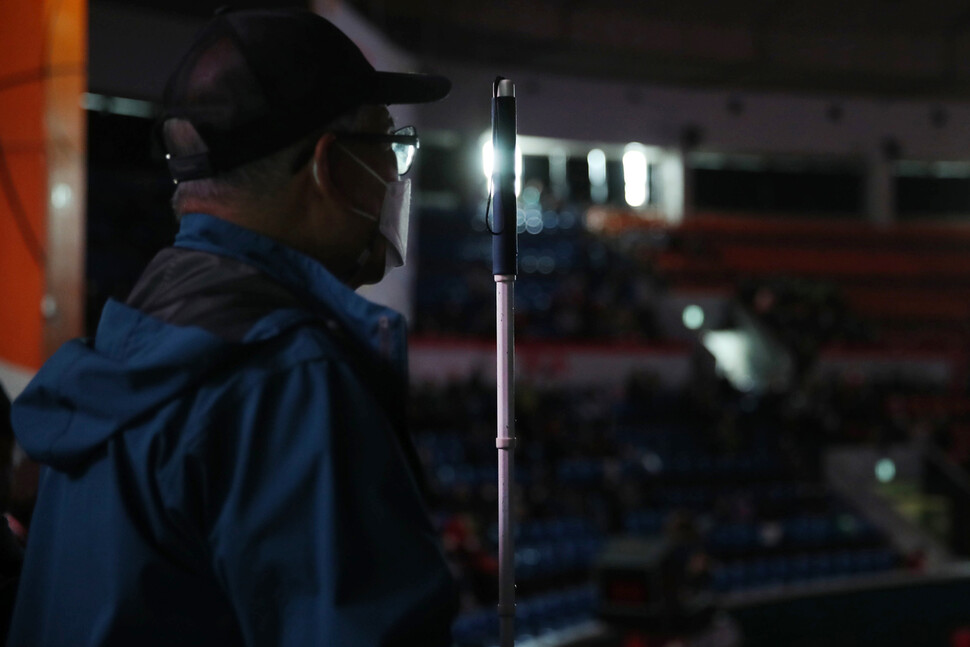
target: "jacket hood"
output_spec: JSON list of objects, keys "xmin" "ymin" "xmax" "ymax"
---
[
  {"xmin": 14, "ymin": 213, "xmax": 408, "ymax": 472},
  {"xmin": 13, "ymin": 301, "xmax": 241, "ymax": 470}
]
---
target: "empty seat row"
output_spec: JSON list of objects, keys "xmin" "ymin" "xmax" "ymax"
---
[
  {"xmin": 510, "ymin": 517, "xmax": 601, "ymax": 544},
  {"xmin": 707, "ymin": 515, "xmax": 880, "ymax": 554},
  {"xmin": 711, "ymin": 548, "xmax": 898, "ymax": 592},
  {"xmin": 514, "ymin": 538, "xmax": 605, "ymax": 581},
  {"xmin": 433, "ymin": 463, "xmax": 534, "ymax": 489}
]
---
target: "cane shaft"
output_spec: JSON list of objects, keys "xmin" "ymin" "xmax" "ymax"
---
[{"xmin": 496, "ymin": 276, "xmax": 516, "ymax": 647}]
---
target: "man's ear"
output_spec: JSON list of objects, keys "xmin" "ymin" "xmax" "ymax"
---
[{"xmin": 310, "ymin": 133, "xmax": 338, "ymax": 197}]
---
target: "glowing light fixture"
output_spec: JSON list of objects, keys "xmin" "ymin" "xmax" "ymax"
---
[
  {"xmin": 51, "ymin": 183, "xmax": 72, "ymax": 209},
  {"xmin": 875, "ymin": 458, "xmax": 896, "ymax": 483},
  {"xmin": 482, "ymin": 138, "xmax": 523, "ymax": 196},
  {"xmin": 682, "ymin": 305, "xmax": 705, "ymax": 330},
  {"xmin": 481, "ymin": 141, "xmax": 493, "ymax": 185},
  {"xmin": 588, "ymin": 148, "xmax": 607, "ymax": 204},
  {"xmin": 622, "ymin": 146, "xmax": 648, "ymax": 208},
  {"xmin": 587, "ymin": 149, "xmax": 606, "ymax": 184}
]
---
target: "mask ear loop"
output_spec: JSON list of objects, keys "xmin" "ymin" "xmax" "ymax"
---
[
  {"xmin": 313, "ymin": 153, "xmax": 379, "ymax": 283},
  {"xmin": 338, "ymin": 247, "xmax": 373, "ymax": 285},
  {"xmin": 485, "ymin": 179, "xmax": 502, "ymax": 235},
  {"xmin": 337, "ymin": 143, "xmax": 390, "ymax": 187}
]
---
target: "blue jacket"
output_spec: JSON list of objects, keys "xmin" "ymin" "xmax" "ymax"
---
[{"xmin": 10, "ymin": 214, "xmax": 457, "ymax": 646}]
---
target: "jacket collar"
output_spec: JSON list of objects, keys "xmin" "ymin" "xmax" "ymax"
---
[{"xmin": 173, "ymin": 213, "xmax": 406, "ymax": 367}]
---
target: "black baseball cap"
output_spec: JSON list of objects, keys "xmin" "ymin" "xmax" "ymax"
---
[{"xmin": 160, "ymin": 8, "xmax": 451, "ymax": 182}]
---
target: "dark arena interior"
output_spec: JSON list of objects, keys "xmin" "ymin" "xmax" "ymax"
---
[{"xmin": 7, "ymin": 1, "xmax": 970, "ymax": 645}]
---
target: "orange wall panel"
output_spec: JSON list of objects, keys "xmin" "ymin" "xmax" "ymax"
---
[
  {"xmin": 0, "ymin": 2, "xmax": 46, "ymax": 370},
  {"xmin": 0, "ymin": 0, "xmax": 86, "ymax": 370},
  {"xmin": 0, "ymin": 2, "xmax": 44, "ymax": 75},
  {"xmin": 0, "ymin": 150, "xmax": 45, "ymax": 369}
]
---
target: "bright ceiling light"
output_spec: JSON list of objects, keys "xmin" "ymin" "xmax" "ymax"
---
[
  {"xmin": 623, "ymin": 146, "xmax": 648, "ymax": 208},
  {"xmin": 482, "ymin": 138, "xmax": 523, "ymax": 196}
]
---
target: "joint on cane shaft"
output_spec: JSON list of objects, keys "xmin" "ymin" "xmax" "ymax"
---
[
  {"xmin": 497, "ymin": 603, "xmax": 516, "ymax": 618},
  {"xmin": 496, "ymin": 437, "xmax": 516, "ymax": 449}
]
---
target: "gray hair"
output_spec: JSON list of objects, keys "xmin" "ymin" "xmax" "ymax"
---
[{"xmin": 165, "ymin": 107, "xmax": 364, "ymax": 216}]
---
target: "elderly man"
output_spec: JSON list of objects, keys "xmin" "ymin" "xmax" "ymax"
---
[{"xmin": 9, "ymin": 9, "xmax": 457, "ymax": 646}]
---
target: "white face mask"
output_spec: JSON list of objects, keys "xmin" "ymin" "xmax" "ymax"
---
[{"xmin": 336, "ymin": 145, "xmax": 411, "ymax": 276}]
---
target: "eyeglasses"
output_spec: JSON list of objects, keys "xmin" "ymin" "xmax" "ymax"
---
[{"xmin": 335, "ymin": 125, "xmax": 419, "ymax": 176}]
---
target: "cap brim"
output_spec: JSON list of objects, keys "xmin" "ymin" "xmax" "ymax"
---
[{"xmin": 372, "ymin": 72, "xmax": 451, "ymax": 105}]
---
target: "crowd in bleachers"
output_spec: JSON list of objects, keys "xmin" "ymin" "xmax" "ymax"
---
[
  {"xmin": 411, "ymin": 372, "xmax": 903, "ymax": 646},
  {"xmin": 414, "ymin": 202, "xmax": 661, "ymax": 341}
]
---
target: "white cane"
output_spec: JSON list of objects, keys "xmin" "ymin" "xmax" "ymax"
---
[{"xmin": 490, "ymin": 77, "xmax": 518, "ymax": 647}]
